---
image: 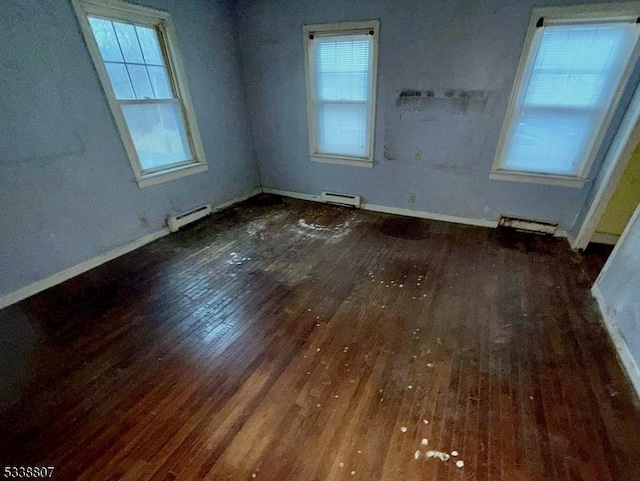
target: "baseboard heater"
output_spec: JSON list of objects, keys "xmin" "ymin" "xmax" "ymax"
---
[
  {"xmin": 167, "ymin": 204, "xmax": 212, "ymax": 232},
  {"xmin": 498, "ymin": 215, "xmax": 558, "ymax": 236},
  {"xmin": 320, "ymin": 191, "xmax": 362, "ymax": 208}
]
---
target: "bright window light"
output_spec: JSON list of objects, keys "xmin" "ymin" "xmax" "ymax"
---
[
  {"xmin": 88, "ymin": 17, "xmax": 192, "ymax": 171},
  {"xmin": 305, "ymin": 22, "xmax": 378, "ymax": 166},
  {"xmin": 72, "ymin": 0, "xmax": 207, "ymax": 187},
  {"xmin": 494, "ymin": 15, "xmax": 640, "ymax": 183}
]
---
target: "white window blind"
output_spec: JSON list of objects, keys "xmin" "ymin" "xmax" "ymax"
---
[
  {"xmin": 498, "ymin": 21, "xmax": 639, "ymax": 177},
  {"xmin": 309, "ymin": 33, "xmax": 374, "ymax": 159}
]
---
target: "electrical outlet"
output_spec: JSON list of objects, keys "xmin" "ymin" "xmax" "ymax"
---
[
  {"xmin": 414, "ymin": 149, "xmax": 422, "ymax": 160},
  {"xmin": 408, "ymin": 193, "xmax": 416, "ymax": 204}
]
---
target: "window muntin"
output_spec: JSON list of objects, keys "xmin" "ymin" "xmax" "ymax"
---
[{"xmin": 87, "ymin": 16, "xmax": 193, "ymax": 172}]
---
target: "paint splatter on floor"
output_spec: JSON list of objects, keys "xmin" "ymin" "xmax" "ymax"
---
[{"xmin": 426, "ymin": 450, "xmax": 450, "ymax": 461}]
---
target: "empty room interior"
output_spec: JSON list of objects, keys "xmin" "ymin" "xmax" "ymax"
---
[{"xmin": 3, "ymin": 0, "xmax": 640, "ymax": 479}]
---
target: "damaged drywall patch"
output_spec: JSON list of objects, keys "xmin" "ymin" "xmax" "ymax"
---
[
  {"xmin": 396, "ymin": 88, "xmax": 488, "ymax": 115},
  {"xmin": 384, "ymin": 87, "xmax": 494, "ymax": 163},
  {"xmin": 399, "ymin": 89, "xmax": 421, "ymax": 98},
  {"xmin": 399, "ymin": 89, "xmax": 434, "ymax": 99}
]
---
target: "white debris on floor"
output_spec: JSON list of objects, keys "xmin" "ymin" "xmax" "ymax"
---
[
  {"xmin": 425, "ymin": 450, "xmax": 450, "ymax": 461},
  {"xmin": 411, "ymin": 442, "xmax": 465, "ymax": 469},
  {"xmin": 400, "ymin": 426, "xmax": 408, "ymax": 433},
  {"xmin": 294, "ymin": 215, "xmax": 357, "ymax": 248},
  {"xmin": 227, "ymin": 252, "xmax": 251, "ymax": 265}
]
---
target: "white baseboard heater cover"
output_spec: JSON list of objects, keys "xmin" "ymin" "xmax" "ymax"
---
[
  {"xmin": 320, "ymin": 191, "xmax": 362, "ymax": 208},
  {"xmin": 167, "ymin": 204, "xmax": 212, "ymax": 232},
  {"xmin": 499, "ymin": 215, "xmax": 558, "ymax": 235}
]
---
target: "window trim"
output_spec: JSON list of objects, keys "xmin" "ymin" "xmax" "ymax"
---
[
  {"xmin": 72, "ymin": 0, "xmax": 207, "ymax": 187},
  {"xmin": 491, "ymin": 4, "xmax": 640, "ymax": 188},
  {"xmin": 303, "ymin": 20, "xmax": 379, "ymax": 168}
]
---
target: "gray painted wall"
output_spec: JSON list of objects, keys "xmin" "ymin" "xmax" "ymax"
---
[
  {"xmin": 0, "ymin": 0, "xmax": 260, "ymax": 298},
  {"xmin": 235, "ymin": 0, "xmax": 638, "ymax": 231},
  {"xmin": 595, "ymin": 205, "xmax": 640, "ymax": 388}
]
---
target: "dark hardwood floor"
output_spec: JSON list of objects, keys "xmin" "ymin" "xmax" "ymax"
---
[{"xmin": 1, "ymin": 194, "xmax": 638, "ymax": 481}]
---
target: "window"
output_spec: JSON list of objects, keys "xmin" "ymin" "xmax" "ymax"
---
[
  {"xmin": 304, "ymin": 21, "xmax": 379, "ymax": 168},
  {"xmin": 492, "ymin": 6, "xmax": 640, "ymax": 187},
  {"xmin": 72, "ymin": 0, "xmax": 206, "ymax": 187}
]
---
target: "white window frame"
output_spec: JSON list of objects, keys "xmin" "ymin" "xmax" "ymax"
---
[
  {"xmin": 303, "ymin": 21, "xmax": 379, "ymax": 168},
  {"xmin": 72, "ymin": 0, "xmax": 207, "ymax": 188},
  {"xmin": 491, "ymin": 4, "xmax": 640, "ymax": 188}
]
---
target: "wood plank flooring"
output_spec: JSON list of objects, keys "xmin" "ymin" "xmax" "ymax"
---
[{"xmin": 1, "ymin": 194, "xmax": 639, "ymax": 480}]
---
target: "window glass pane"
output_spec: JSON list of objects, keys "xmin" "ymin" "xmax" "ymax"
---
[
  {"xmin": 148, "ymin": 66, "xmax": 173, "ymax": 99},
  {"xmin": 501, "ymin": 22, "xmax": 639, "ymax": 176},
  {"xmin": 504, "ymin": 110, "xmax": 594, "ymax": 174},
  {"xmin": 113, "ymin": 22, "xmax": 144, "ymax": 63},
  {"xmin": 524, "ymin": 25, "xmax": 633, "ymax": 108},
  {"xmin": 136, "ymin": 25, "xmax": 164, "ymax": 66},
  {"xmin": 312, "ymin": 34, "xmax": 372, "ymax": 157},
  {"xmin": 121, "ymin": 102, "xmax": 192, "ymax": 170},
  {"xmin": 104, "ymin": 62, "xmax": 135, "ymax": 100},
  {"xmin": 315, "ymin": 37, "xmax": 370, "ymax": 101},
  {"xmin": 88, "ymin": 17, "xmax": 123, "ymax": 62},
  {"xmin": 126, "ymin": 64, "xmax": 154, "ymax": 99},
  {"xmin": 88, "ymin": 17, "xmax": 175, "ymax": 101},
  {"xmin": 317, "ymin": 103, "xmax": 368, "ymax": 157}
]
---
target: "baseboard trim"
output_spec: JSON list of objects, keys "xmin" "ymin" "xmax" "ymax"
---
[
  {"xmin": 592, "ymin": 285, "xmax": 640, "ymax": 399},
  {"xmin": 262, "ymin": 188, "xmax": 319, "ymax": 202},
  {"xmin": 0, "ymin": 229, "xmax": 170, "ymax": 310},
  {"xmin": 362, "ymin": 202, "xmax": 499, "ymax": 228},
  {"xmin": 591, "ymin": 232, "xmax": 620, "ymax": 246},
  {"xmin": 263, "ymin": 188, "xmax": 498, "ymax": 229},
  {"xmin": 0, "ymin": 188, "xmax": 263, "ymax": 310}
]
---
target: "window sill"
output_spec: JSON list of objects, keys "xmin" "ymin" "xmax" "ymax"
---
[
  {"xmin": 137, "ymin": 162, "xmax": 208, "ymax": 188},
  {"xmin": 489, "ymin": 170, "xmax": 586, "ymax": 188},
  {"xmin": 310, "ymin": 154, "xmax": 373, "ymax": 168}
]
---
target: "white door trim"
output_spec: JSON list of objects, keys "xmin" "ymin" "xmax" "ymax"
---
[{"xmin": 572, "ymin": 83, "xmax": 640, "ymax": 250}]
